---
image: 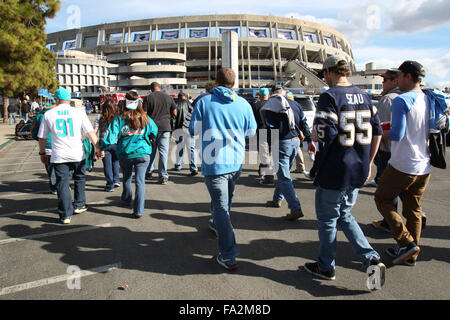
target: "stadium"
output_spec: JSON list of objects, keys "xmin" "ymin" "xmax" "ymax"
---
[{"xmin": 46, "ymin": 14, "xmax": 355, "ymax": 93}]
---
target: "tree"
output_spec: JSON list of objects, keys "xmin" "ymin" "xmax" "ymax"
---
[{"xmin": 0, "ymin": 0, "xmax": 60, "ymax": 122}]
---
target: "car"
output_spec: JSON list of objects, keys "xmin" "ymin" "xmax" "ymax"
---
[{"xmin": 292, "ymin": 94, "xmax": 316, "ymax": 129}]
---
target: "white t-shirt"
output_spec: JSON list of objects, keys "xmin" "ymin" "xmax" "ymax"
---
[
  {"xmin": 388, "ymin": 91, "xmax": 430, "ymax": 175},
  {"xmin": 38, "ymin": 104, "xmax": 94, "ymax": 163}
]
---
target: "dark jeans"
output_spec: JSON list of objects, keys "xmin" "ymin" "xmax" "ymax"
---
[
  {"xmin": 102, "ymin": 144, "xmax": 120, "ymax": 190},
  {"xmin": 54, "ymin": 160, "xmax": 86, "ymax": 220},
  {"xmin": 45, "ymin": 156, "xmax": 57, "ymax": 192}
]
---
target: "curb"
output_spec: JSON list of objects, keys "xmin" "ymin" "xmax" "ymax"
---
[{"xmin": 0, "ymin": 138, "xmax": 15, "ymax": 152}]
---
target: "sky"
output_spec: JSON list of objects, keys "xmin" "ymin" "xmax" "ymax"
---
[{"xmin": 45, "ymin": 0, "xmax": 450, "ymax": 89}]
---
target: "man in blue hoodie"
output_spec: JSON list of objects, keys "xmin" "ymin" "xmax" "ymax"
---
[{"xmin": 189, "ymin": 68, "xmax": 257, "ymax": 270}]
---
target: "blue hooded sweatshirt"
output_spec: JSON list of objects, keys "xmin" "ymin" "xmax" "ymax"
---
[{"xmin": 189, "ymin": 86, "xmax": 257, "ymax": 176}]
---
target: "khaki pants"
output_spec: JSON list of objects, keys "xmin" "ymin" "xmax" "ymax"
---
[
  {"xmin": 295, "ymin": 146, "xmax": 305, "ymax": 172},
  {"xmin": 374, "ymin": 165, "xmax": 430, "ymax": 258}
]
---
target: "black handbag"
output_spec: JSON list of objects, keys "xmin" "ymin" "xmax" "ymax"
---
[{"xmin": 429, "ymin": 130, "xmax": 447, "ymax": 169}]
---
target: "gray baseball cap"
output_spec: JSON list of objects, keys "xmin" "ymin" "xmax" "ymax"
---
[
  {"xmin": 322, "ymin": 55, "xmax": 349, "ymax": 70},
  {"xmin": 317, "ymin": 55, "xmax": 349, "ymax": 78}
]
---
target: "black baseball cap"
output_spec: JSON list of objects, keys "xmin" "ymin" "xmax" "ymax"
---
[
  {"xmin": 377, "ymin": 68, "xmax": 399, "ymax": 78},
  {"xmin": 394, "ymin": 60, "xmax": 426, "ymax": 78},
  {"xmin": 271, "ymin": 84, "xmax": 284, "ymax": 92}
]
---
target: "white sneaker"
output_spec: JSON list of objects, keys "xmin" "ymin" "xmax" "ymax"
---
[{"xmin": 61, "ymin": 218, "xmax": 71, "ymax": 224}]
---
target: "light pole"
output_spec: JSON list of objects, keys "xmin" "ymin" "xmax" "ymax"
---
[{"xmin": 257, "ymin": 47, "xmax": 261, "ymax": 87}]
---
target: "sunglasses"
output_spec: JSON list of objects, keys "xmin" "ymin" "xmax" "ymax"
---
[{"xmin": 383, "ymin": 77, "xmax": 396, "ymax": 82}]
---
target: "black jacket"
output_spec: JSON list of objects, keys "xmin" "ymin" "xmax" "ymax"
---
[{"xmin": 172, "ymin": 99, "xmax": 191, "ymax": 130}]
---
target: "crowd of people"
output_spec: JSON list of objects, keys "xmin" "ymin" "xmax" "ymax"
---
[{"xmin": 31, "ymin": 56, "xmax": 435, "ymax": 291}]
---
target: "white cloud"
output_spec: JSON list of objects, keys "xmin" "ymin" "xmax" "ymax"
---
[
  {"xmin": 387, "ymin": 0, "xmax": 450, "ymax": 33},
  {"xmin": 353, "ymin": 46, "xmax": 450, "ymax": 87},
  {"xmin": 285, "ymin": 6, "xmax": 379, "ymax": 45}
]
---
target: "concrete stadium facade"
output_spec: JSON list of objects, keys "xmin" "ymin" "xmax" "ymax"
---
[{"xmin": 46, "ymin": 14, "xmax": 355, "ymax": 91}]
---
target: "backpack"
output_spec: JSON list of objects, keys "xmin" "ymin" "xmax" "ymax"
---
[{"xmin": 424, "ymin": 89, "xmax": 450, "ymax": 169}]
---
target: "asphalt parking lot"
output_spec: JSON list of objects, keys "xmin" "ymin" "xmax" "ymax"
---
[{"xmin": 0, "ymin": 125, "xmax": 449, "ymax": 301}]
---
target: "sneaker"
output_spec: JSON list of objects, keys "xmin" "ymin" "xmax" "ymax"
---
[
  {"xmin": 51, "ymin": 190, "xmax": 57, "ymax": 195},
  {"xmin": 292, "ymin": 168, "xmax": 305, "ymax": 174},
  {"xmin": 208, "ymin": 218, "xmax": 218, "ymax": 236},
  {"xmin": 114, "ymin": 183, "xmax": 121, "ymax": 188},
  {"xmin": 105, "ymin": 187, "xmax": 114, "ymax": 192},
  {"xmin": 190, "ymin": 170, "xmax": 198, "ymax": 176},
  {"xmin": 303, "ymin": 171, "xmax": 312, "ymax": 180},
  {"xmin": 260, "ymin": 175, "xmax": 275, "ymax": 186},
  {"xmin": 172, "ymin": 167, "xmax": 181, "ymax": 172},
  {"xmin": 265, "ymin": 200, "xmax": 282, "ymax": 208},
  {"xmin": 73, "ymin": 206, "xmax": 88, "ymax": 214},
  {"xmin": 60, "ymin": 218, "xmax": 71, "ymax": 224},
  {"xmin": 159, "ymin": 177, "xmax": 168, "ymax": 185},
  {"xmin": 372, "ymin": 219, "xmax": 391, "ymax": 233},
  {"xmin": 304, "ymin": 262, "xmax": 336, "ymax": 280},
  {"xmin": 386, "ymin": 247, "xmax": 417, "ymax": 266},
  {"xmin": 367, "ymin": 179, "xmax": 378, "ymax": 187},
  {"xmin": 366, "ymin": 258, "xmax": 386, "ymax": 290},
  {"xmin": 216, "ymin": 254, "xmax": 238, "ymax": 271},
  {"xmin": 392, "ymin": 242, "xmax": 420, "ymax": 265},
  {"xmin": 284, "ymin": 208, "xmax": 304, "ymax": 221},
  {"xmin": 145, "ymin": 173, "xmax": 153, "ymax": 180}
]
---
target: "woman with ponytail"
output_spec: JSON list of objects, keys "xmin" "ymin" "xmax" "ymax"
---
[
  {"xmin": 101, "ymin": 91, "xmax": 158, "ymax": 218},
  {"xmin": 95, "ymin": 97, "xmax": 120, "ymax": 192}
]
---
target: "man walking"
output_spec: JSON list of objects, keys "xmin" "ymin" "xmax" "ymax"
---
[
  {"xmin": 305, "ymin": 55, "xmax": 385, "ymax": 289},
  {"xmin": 252, "ymin": 87, "xmax": 274, "ymax": 185},
  {"xmin": 38, "ymin": 88, "xmax": 103, "ymax": 224},
  {"xmin": 172, "ymin": 92, "xmax": 198, "ymax": 175},
  {"xmin": 189, "ymin": 68, "xmax": 256, "ymax": 270},
  {"xmin": 260, "ymin": 86, "xmax": 316, "ymax": 220},
  {"xmin": 371, "ymin": 69, "xmax": 427, "ymax": 233},
  {"xmin": 374, "ymin": 61, "xmax": 431, "ymax": 266},
  {"xmin": 143, "ymin": 82, "xmax": 177, "ymax": 184}
]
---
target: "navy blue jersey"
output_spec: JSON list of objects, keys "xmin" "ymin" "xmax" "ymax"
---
[{"xmin": 313, "ymin": 85, "xmax": 382, "ymax": 190}]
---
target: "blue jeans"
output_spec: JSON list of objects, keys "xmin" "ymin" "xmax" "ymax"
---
[
  {"xmin": 148, "ymin": 131, "xmax": 171, "ymax": 179},
  {"xmin": 45, "ymin": 156, "xmax": 57, "ymax": 192},
  {"xmin": 9, "ymin": 113, "xmax": 17, "ymax": 124},
  {"xmin": 204, "ymin": 171, "xmax": 241, "ymax": 260},
  {"xmin": 54, "ymin": 160, "xmax": 86, "ymax": 220},
  {"xmin": 273, "ymin": 138, "xmax": 301, "ymax": 212},
  {"xmin": 120, "ymin": 155, "xmax": 150, "ymax": 217},
  {"xmin": 175, "ymin": 135, "xmax": 198, "ymax": 172},
  {"xmin": 315, "ymin": 187, "xmax": 380, "ymax": 272},
  {"xmin": 102, "ymin": 144, "xmax": 120, "ymax": 190}
]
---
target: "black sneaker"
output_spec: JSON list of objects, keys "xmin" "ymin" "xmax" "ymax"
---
[
  {"xmin": 392, "ymin": 242, "xmax": 420, "ymax": 265},
  {"xmin": 304, "ymin": 262, "xmax": 336, "ymax": 280},
  {"xmin": 366, "ymin": 258, "xmax": 386, "ymax": 290},
  {"xmin": 190, "ymin": 170, "xmax": 198, "ymax": 176},
  {"xmin": 260, "ymin": 175, "xmax": 274, "ymax": 186},
  {"xmin": 386, "ymin": 247, "xmax": 417, "ymax": 266}
]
